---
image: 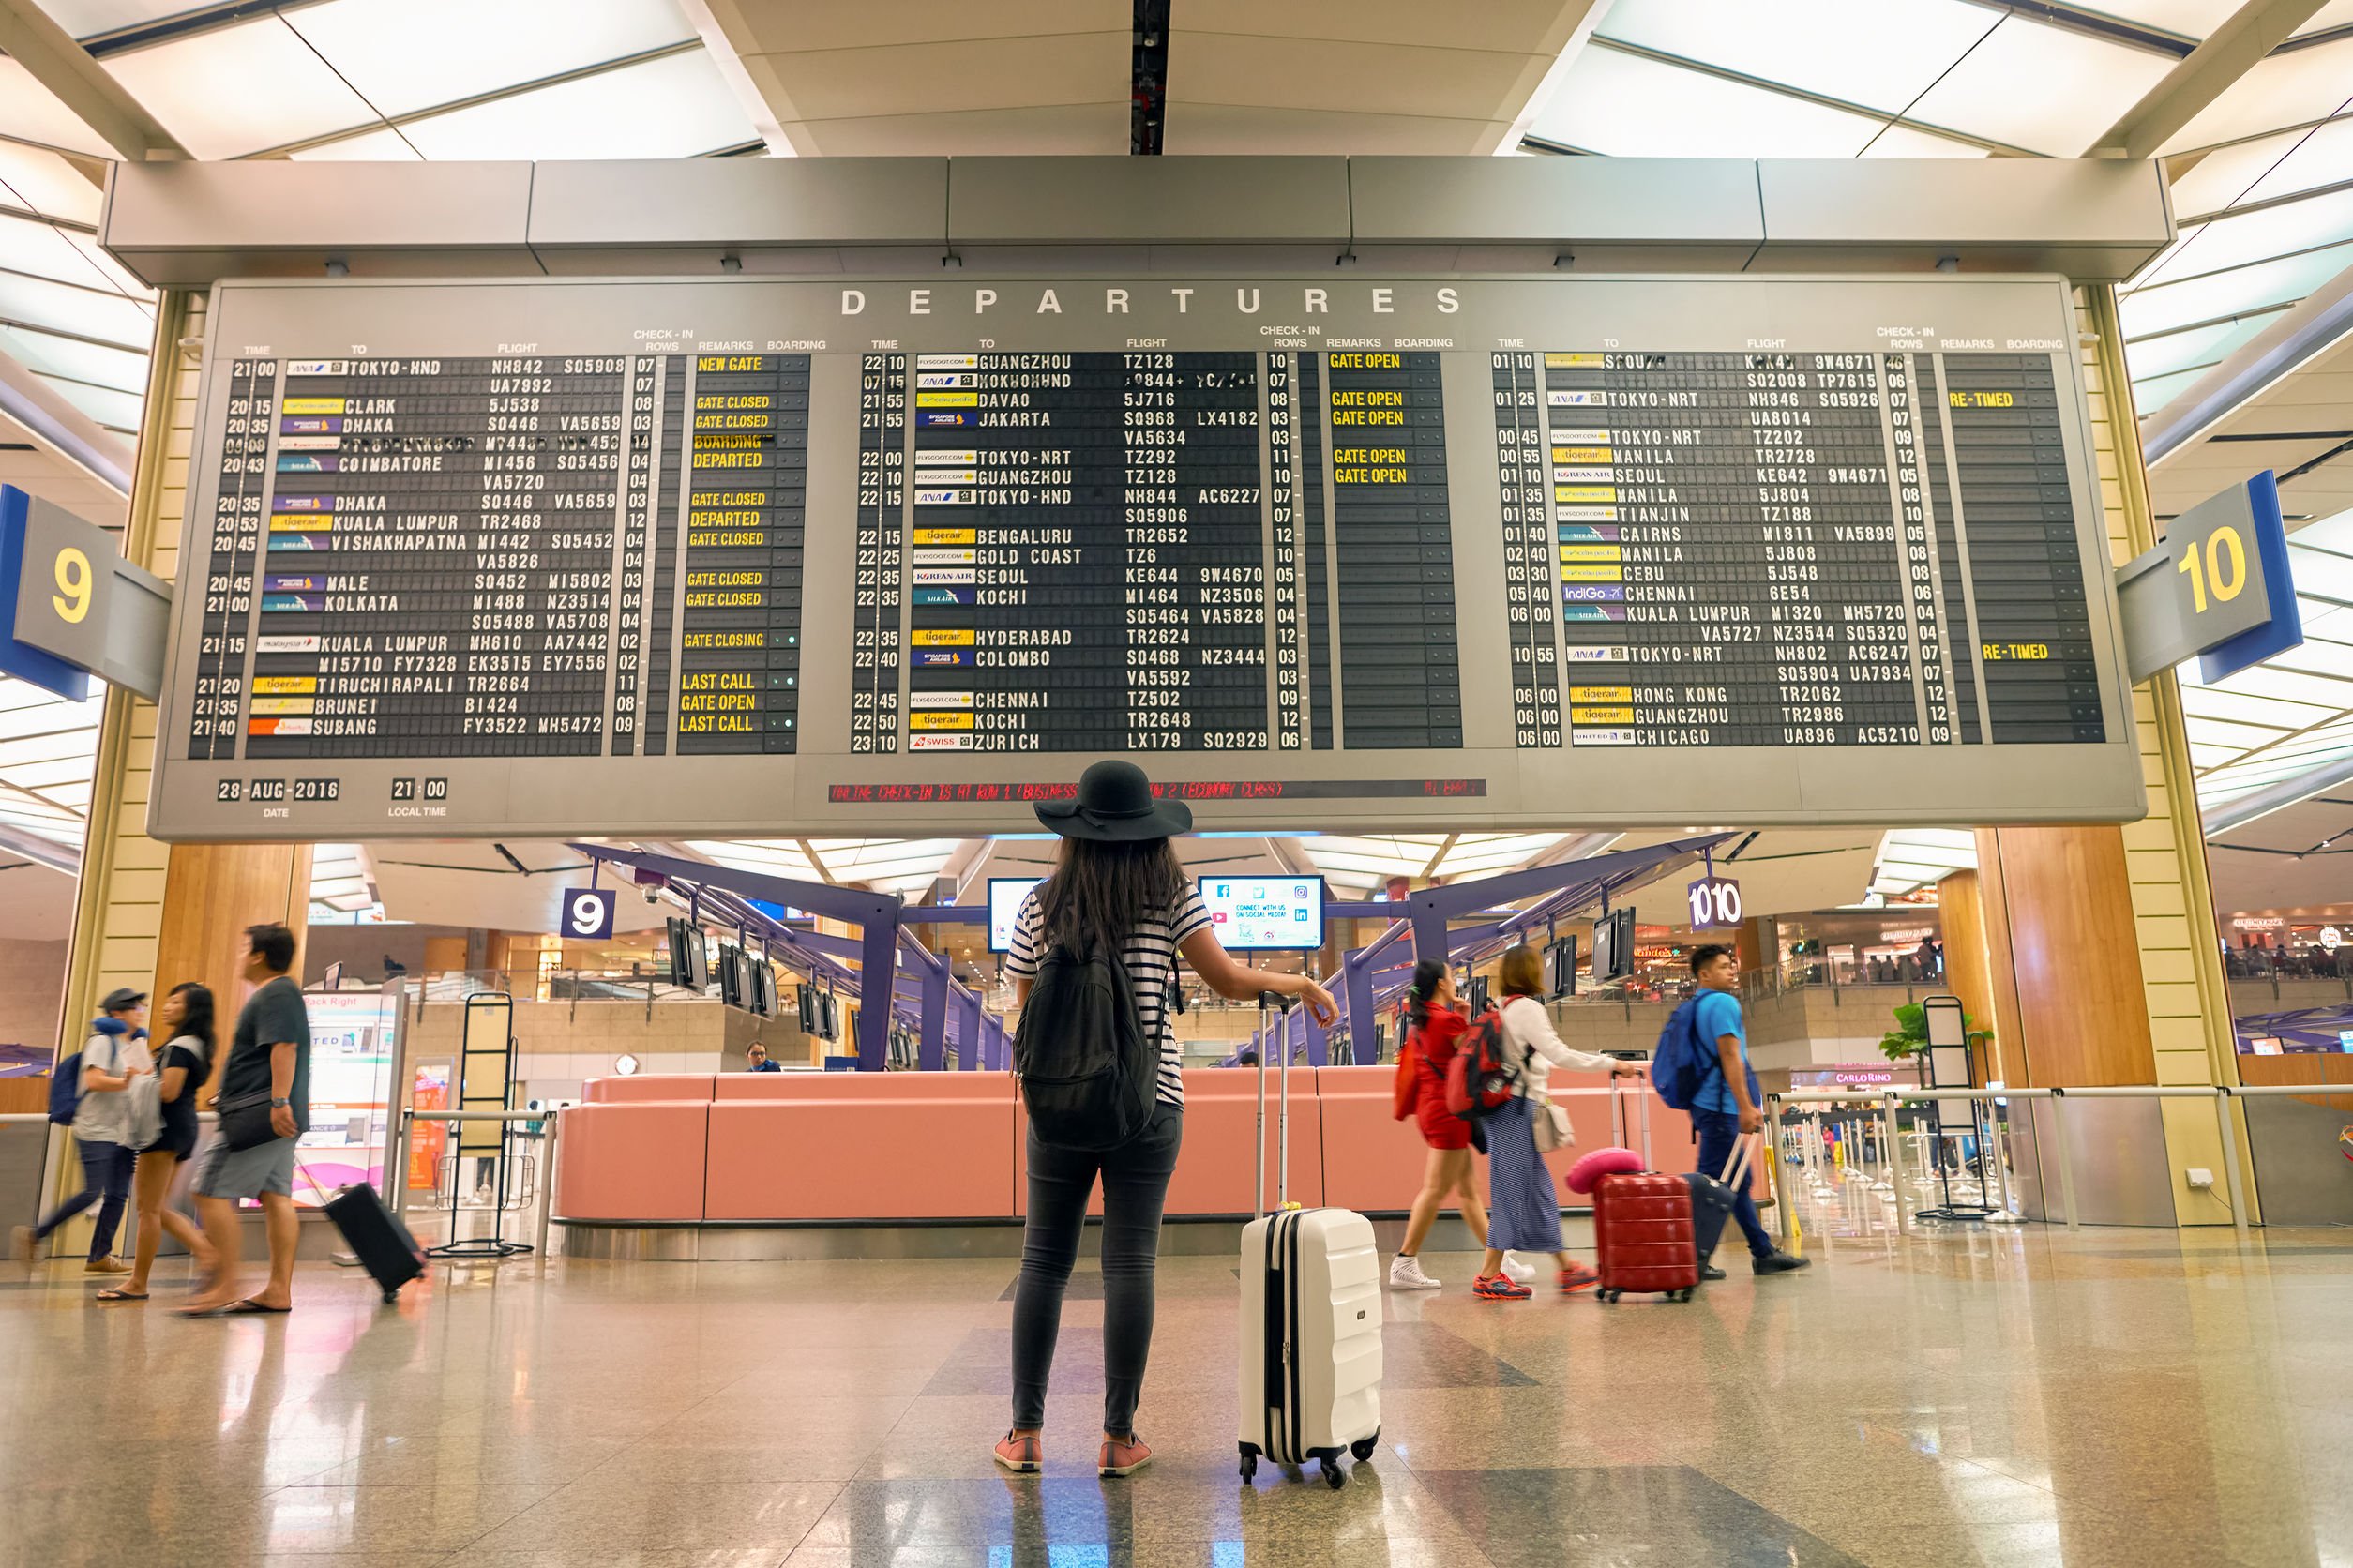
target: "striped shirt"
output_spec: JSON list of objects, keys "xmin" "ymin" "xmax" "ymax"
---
[{"xmin": 1004, "ymin": 882, "xmax": 1212, "ymax": 1108}]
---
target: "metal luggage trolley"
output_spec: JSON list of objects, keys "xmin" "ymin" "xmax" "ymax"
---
[{"xmin": 430, "ymin": 992, "xmax": 535, "ymax": 1259}]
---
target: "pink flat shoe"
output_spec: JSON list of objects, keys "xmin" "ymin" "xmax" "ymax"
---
[{"xmin": 1099, "ymin": 1434, "xmax": 1152, "ymax": 1477}]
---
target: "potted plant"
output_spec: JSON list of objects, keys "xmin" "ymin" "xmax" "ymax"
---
[{"xmin": 1878, "ymin": 1002, "xmax": 1994, "ymax": 1081}]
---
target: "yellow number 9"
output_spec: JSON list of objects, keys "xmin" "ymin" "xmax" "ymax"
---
[{"xmin": 53, "ymin": 547, "xmax": 91, "ymax": 624}]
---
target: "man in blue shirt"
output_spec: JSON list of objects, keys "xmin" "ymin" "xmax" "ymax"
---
[
  {"xmin": 1690, "ymin": 945, "xmax": 1807, "ymax": 1278},
  {"xmin": 746, "ymin": 1042, "xmax": 781, "ymax": 1073}
]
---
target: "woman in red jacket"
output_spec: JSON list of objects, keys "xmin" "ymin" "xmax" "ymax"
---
[{"xmin": 1390, "ymin": 957, "xmax": 1489, "ymax": 1290}]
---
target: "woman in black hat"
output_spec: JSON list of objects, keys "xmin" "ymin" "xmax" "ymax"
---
[{"xmin": 997, "ymin": 760, "xmax": 1335, "ymax": 1480}]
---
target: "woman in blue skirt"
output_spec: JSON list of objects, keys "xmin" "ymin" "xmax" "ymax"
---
[{"xmin": 1473, "ymin": 945, "xmax": 1647, "ymax": 1301}]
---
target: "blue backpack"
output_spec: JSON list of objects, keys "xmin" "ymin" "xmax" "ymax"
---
[
  {"xmin": 47, "ymin": 1051, "xmax": 81, "ymax": 1124},
  {"xmin": 1652, "ymin": 996, "xmax": 1760, "ymax": 1111}
]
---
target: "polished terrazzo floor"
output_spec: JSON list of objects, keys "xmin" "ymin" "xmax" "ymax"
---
[{"xmin": 5, "ymin": 1217, "xmax": 2351, "ymax": 1567}]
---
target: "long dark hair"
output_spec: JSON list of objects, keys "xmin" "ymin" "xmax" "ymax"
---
[
  {"xmin": 1406, "ymin": 957, "xmax": 1447, "ymax": 1031},
  {"xmin": 168, "ymin": 981, "xmax": 217, "ymax": 1067},
  {"xmin": 1037, "ymin": 835, "xmax": 1186, "ymax": 958}
]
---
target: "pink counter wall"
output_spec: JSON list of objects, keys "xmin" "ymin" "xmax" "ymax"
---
[{"xmin": 558, "ymin": 1066, "xmax": 1695, "ymax": 1226}]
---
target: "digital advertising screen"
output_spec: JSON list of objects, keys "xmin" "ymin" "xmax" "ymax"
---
[
  {"xmin": 1199, "ymin": 876, "xmax": 1326, "ymax": 952},
  {"xmin": 988, "ymin": 878, "xmax": 1043, "ymax": 955}
]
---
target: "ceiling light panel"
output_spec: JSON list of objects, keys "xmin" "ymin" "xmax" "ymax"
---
[
  {"xmin": 0, "ymin": 271, "xmax": 154, "ymax": 349},
  {"xmin": 2126, "ymin": 309, "xmax": 2290, "ymax": 380},
  {"xmin": 390, "ymin": 51, "xmax": 755, "ymax": 160},
  {"xmin": 2157, "ymin": 39, "xmax": 2353, "ymax": 156},
  {"xmin": 286, "ymin": 129, "xmax": 423, "ymax": 162},
  {"xmin": 1857, "ymin": 124, "xmax": 1989, "ymax": 158},
  {"xmin": 31, "ymin": 1, "xmax": 210, "ymax": 35},
  {"xmin": 2129, "ymin": 367, "xmax": 2210, "ymax": 412},
  {"xmin": 43, "ymin": 378, "xmax": 140, "ymax": 430},
  {"xmin": 2177, "ymin": 685, "xmax": 2336, "ymax": 730},
  {"xmin": 284, "ymin": 0, "xmax": 694, "ymax": 119},
  {"xmin": 1526, "ymin": 46, "xmax": 1887, "ymax": 158},
  {"xmin": 2240, "ymin": 117, "xmax": 2353, "ymax": 209},
  {"xmin": 1592, "ymin": 0, "xmax": 1998, "ymax": 115},
  {"xmin": 2119, "ymin": 242, "xmax": 2353, "ymax": 338},
  {"xmin": 2138, "ymin": 187, "xmax": 2353, "ymax": 286},
  {"xmin": 0, "ymin": 210, "xmax": 106, "ymax": 285},
  {"xmin": 2069, "ymin": 0, "xmax": 2241, "ymax": 38},
  {"xmin": 101, "ymin": 19, "xmax": 382, "ymax": 158},
  {"xmin": 2220, "ymin": 661, "xmax": 2353, "ymax": 714},
  {"xmin": 1903, "ymin": 17, "xmax": 2175, "ymax": 157},
  {"xmin": 0, "ymin": 142, "xmax": 103, "ymax": 225}
]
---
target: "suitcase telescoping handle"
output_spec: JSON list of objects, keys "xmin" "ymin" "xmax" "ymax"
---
[
  {"xmin": 1719, "ymin": 1131, "xmax": 1756, "ymax": 1188},
  {"xmin": 1253, "ymin": 989, "xmax": 1297, "ymax": 1217}
]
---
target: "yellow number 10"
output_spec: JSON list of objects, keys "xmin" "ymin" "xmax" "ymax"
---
[
  {"xmin": 52, "ymin": 546, "xmax": 92, "ymax": 624},
  {"xmin": 2178, "ymin": 524, "xmax": 2249, "ymax": 614}
]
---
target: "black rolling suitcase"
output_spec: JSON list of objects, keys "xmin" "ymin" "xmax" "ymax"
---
[
  {"xmin": 324, "ymin": 1182, "xmax": 426, "ymax": 1304},
  {"xmin": 1682, "ymin": 1136, "xmax": 1755, "ymax": 1268}
]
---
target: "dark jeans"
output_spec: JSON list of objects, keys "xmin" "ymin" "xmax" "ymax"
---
[
  {"xmin": 1692, "ymin": 1108, "xmax": 1774, "ymax": 1260},
  {"xmin": 34, "ymin": 1139, "xmax": 136, "ymax": 1261},
  {"xmin": 1012, "ymin": 1101, "xmax": 1183, "ymax": 1438}
]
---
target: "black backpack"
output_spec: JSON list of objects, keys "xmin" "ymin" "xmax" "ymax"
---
[{"xmin": 1015, "ymin": 936, "xmax": 1156, "ymax": 1153}]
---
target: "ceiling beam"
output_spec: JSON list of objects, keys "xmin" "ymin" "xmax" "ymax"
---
[
  {"xmin": 2088, "ymin": 0, "xmax": 2330, "ymax": 160},
  {"xmin": 0, "ymin": 0, "xmax": 187, "ymax": 162},
  {"xmin": 1420, "ymin": 834, "xmax": 1457, "ymax": 881}
]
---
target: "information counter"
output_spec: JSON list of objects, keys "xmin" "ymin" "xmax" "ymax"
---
[{"xmin": 555, "ymin": 1067, "xmax": 1698, "ymax": 1238}]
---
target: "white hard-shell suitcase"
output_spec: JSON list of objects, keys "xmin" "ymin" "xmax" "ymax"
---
[{"xmin": 1238, "ymin": 992, "xmax": 1382, "ymax": 1488}]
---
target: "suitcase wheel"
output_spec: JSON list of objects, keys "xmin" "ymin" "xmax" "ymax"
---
[
  {"xmin": 1320, "ymin": 1456, "xmax": 1346, "ymax": 1489},
  {"xmin": 1350, "ymin": 1434, "xmax": 1378, "ymax": 1463},
  {"xmin": 1598, "ymin": 1289, "xmax": 1618, "ymax": 1304},
  {"xmin": 1239, "ymin": 1451, "xmax": 1258, "ymax": 1484}
]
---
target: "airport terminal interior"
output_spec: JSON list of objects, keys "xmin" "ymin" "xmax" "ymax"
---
[{"xmin": 6, "ymin": 1, "xmax": 2353, "ymax": 1563}]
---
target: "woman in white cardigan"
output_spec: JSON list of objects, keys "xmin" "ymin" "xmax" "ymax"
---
[{"xmin": 1470, "ymin": 944, "xmax": 1645, "ymax": 1300}]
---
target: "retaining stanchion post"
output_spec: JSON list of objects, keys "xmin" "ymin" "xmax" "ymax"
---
[
  {"xmin": 1770, "ymin": 1097, "xmax": 1793, "ymax": 1245},
  {"xmin": 2213, "ymin": 1087, "xmax": 2251, "ymax": 1240},
  {"xmin": 2049, "ymin": 1090, "xmax": 2080, "ymax": 1231},
  {"xmin": 537, "ymin": 1113, "xmax": 558, "ymax": 1267},
  {"xmin": 1985, "ymin": 1097, "xmax": 2018, "ymax": 1222},
  {"xmin": 1885, "ymin": 1093, "xmax": 1912, "ymax": 1236}
]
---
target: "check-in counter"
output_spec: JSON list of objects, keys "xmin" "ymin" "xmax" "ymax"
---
[
  {"xmin": 560, "ymin": 1075, "xmax": 716, "ymax": 1221},
  {"xmin": 708, "ymin": 1072, "xmax": 1019, "ymax": 1221},
  {"xmin": 556, "ymin": 1067, "xmax": 1681, "ymax": 1229}
]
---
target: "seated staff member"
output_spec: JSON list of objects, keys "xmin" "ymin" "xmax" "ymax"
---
[{"xmin": 745, "ymin": 1042, "xmax": 780, "ymax": 1073}]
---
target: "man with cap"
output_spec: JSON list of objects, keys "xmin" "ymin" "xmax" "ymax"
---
[{"xmin": 14, "ymin": 987, "xmax": 151, "ymax": 1274}]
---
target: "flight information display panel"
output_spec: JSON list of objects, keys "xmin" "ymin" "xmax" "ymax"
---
[{"xmin": 153, "ymin": 275, "xmax": 2142, "ymax": 840}]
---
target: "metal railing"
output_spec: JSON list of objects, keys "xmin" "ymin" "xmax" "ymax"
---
[{"xmin": 1760, "ymin": 1079, "xmax": 2353, "ymax": 1241}]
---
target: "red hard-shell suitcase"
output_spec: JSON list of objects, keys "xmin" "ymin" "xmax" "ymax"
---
[{"xmin": 1591, "ymin": 1171, "xmax": 1699, "ymax": 1303}]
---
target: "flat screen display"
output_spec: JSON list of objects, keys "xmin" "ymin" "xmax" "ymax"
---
[
  {"xmin": 988, "ymin": 877, "xmax": 1044, "ymax": 955},
  {"xmin": 1199, "ymin": 876, "xmax": 1326, "ymax": 951}
]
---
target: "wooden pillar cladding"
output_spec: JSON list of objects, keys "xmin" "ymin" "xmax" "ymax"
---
[
  {"xmin": 1733, "ymin": 916, "xmax": 1770, "ymax": 976},
  {"xmin": 1936, "ymin": 870, "xmax": 2003, "ymax": 1084},
  {"xmin": 1974, "ymin": 826, "xmax": 2156, "ymax": 1088},
  {"xmin": 151, "ymin": 844, "xmax": 313, "ymax": 1087}
]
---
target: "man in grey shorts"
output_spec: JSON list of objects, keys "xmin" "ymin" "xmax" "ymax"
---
[{"xmin": 182, "ymin": 922, "xmax": 309, "ymax": 1316}]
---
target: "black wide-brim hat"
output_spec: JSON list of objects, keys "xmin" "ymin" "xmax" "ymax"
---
[{"xmin": 1034, "ymin": 759, "xmax": 1193, "ymax": 841}]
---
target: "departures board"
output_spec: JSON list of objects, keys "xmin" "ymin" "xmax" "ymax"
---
[{"xmin": 150, "ymin": 275, "xmax": 2144, "ymax": 841}]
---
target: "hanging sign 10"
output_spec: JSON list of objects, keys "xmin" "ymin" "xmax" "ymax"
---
[{"xmin": 1687, "ymin": 875, "xmax": 1742, "ymax": 931}]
